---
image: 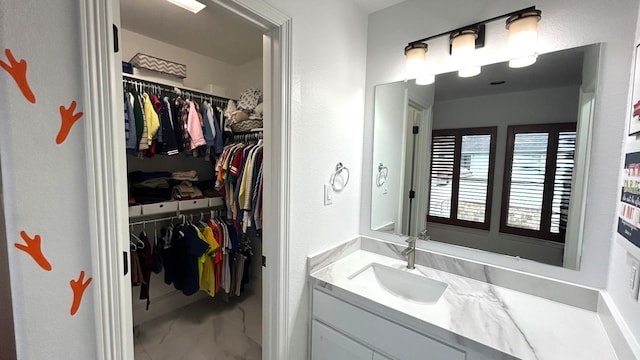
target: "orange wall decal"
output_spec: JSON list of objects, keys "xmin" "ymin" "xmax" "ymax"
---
[
  {"xmin": 69, "ymin": 271, "xmax": 92, "ymax": 316},
  {"xmin": 0, "ymin": 49, "xmax": 36, "ymax": 104},
  {"xmin": 14, "ymin": 231, "xmax": 52, "ymax": 271},
  {"xmin": 56, "ymin": 101, "xmax": 84, "ymax": 144}
]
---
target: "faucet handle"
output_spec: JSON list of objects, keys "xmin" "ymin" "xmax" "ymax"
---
[{"xmin": 418, "ymin": 229, "xmax": 429, "ymax": 240}]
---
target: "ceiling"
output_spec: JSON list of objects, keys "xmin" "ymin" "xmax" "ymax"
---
[
  {"xmin": 352, "ymin": 0, "xmax": 406, "ymax": 14},
  {"xmin": 120, "ymin": 0, "xmax": 264, "ymax": 65},
  {"xmin": 434, "ymin": 46, "xmax": 588, "ymax": 101},
  {"xmin": 120, "ymin": 0, "xmax": 406, "ymax": 65}
]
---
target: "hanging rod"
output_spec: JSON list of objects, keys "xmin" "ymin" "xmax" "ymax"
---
[
  {"xmin": 122, "ymin": 73, "xmax": 236, "ymax": 104},
  {"xmin": 129, "ymin": 203, "xmax": 226, "ymax": 222},
  {"xmin": 233, "ymin": 128, "xmax": 264, "ymax": 135}
]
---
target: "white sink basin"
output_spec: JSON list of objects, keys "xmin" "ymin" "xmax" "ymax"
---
[{"xmin": 348, "ymin": 263, "xmax": 448, "ymax": 304}]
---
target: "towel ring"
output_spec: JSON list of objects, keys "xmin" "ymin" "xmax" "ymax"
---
[
  {"xmin": 330, "ymin": 162, "xmax": 350, "ymax": 191},
  {"xmin": 376, "ymin": 163, "xmax": 388, "ymax": 187}
]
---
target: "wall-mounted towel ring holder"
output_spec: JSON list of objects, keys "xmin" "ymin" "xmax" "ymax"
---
[
  {"xmin": 376, "ymin": 163, "xmax": 388, "ymax": 187},
  {"xmin": 330, "ymin": 162, "xmax": 350, "ymax": 192}
]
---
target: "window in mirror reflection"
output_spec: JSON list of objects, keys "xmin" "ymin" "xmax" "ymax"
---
[
  {"xmin": 501, "ymin": 123, "xmax": 576, "ymax": 242},
  {"xmin": 428, "ymin": 127, "xmax": 497, "ymax": 230}
]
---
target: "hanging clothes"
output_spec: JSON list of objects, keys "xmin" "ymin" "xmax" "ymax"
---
[
  {"xmin": 157, "ymin": 96, "xmax": 179, "ymax": 155},
  {"xmin": 187, "ymin": 100, "xmax": 206, "ymax": 151},
  {"xmin": 138, "ymin": 231, "xmax": 153, "ymax": 310},
  {"xmin": 214, "ymin": 139, "xmax": 264, "ymax": 233},
  {"xmin": 124, "ymin": 92, "xmax": 138, "ymax": 155},
  {"xmin": 151, "ymin": 216, "xmax": 252, "ymax": 300}
]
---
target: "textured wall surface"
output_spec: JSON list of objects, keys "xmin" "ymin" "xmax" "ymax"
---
[
  {"xmin": 263, "ymin": 0, "xmax": 368, "ymax": 358},
  {"xmin": 0, "ymin": 1, "xmax": 98, "ymax": 358}
]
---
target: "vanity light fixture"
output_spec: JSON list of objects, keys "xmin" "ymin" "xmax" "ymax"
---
[
  {"xmin": 404, "ymin": 43, "xmax": 429, "ymax": 81},
  {"xmin": 450, "ymin": 29, "xmax": 481, "ymax": 78},
  {"xmin": 404, "ymin": 6, "xmax": 542, "ymax": 84},
  {"xmin": 506, "ymin": 9, "xmax": 542, "ymax": 68},
  {"xmin": 166, "ymin": 0, "xmax": 207, "ymax": 14}
]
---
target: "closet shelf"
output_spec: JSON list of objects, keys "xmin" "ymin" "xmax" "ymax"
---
[
  {"xmin": 123, "ymin": 73, "xmax": 236, "ymax": 104},
  {"xmin": 129, "ymin": 197, "xmax": 224, "ymax": 218}
]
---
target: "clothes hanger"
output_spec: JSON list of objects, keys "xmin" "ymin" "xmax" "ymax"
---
[
  {"xmin": 199, "ymin": 212, "xmax": 208, "ymax": 228},
  {"xmin": 130, "ymin": 232, "xmax": 144, "ymax": 249}
]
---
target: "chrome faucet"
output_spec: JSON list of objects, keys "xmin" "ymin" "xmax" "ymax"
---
[{"xmin": 401, "ymin": 229, "xmax": 429, "ymax": 270}]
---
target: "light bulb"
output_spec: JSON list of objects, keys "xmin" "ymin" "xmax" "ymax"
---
[
  {"xmin": 416, "ymin": 73, "xmax": 435, "ymax": 85},
  {"xmin": 451, "ymin": 30, "xmax": 480, "ymax": 78},
  {"xmin": 506, "ymin": 10, "xmax": 541, "ymax": 68},
  {"xmin": 405, "ymin": 43, "xmax": 428, "ymax": 80},
  {"xmin": 458, "ymin": 66, "xmax": 481, "ymax": 78}
]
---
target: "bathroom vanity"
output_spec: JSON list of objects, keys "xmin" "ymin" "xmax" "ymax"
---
[{"xmin": 309, "ymin": 237, "xmax": 620, "ymax": 360}]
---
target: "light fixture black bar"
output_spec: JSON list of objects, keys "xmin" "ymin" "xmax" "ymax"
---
[{"xmin": 407, "ymin": 6, "xmax": 536, "ymax": 46}]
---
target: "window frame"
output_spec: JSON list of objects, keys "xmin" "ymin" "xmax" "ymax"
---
[
  {"xmin": 500, "ymin": 122, "xmax": 577, "ymax": 242},
  {"xmin": 427, "ymin": 126, "xmax": 497, "ymax": 230}
]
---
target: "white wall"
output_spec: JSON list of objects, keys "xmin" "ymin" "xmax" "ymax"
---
[
  {"xmin": 121, "ymin": 28, "xmax": 262, "ymax": 99},
  {"xmin": 605, "ymin": 2, "xmax": 640, "ymax": 350},
  {"xmin": 428, "ymin": 86, "xmax": 579, "ymax": 266},
  {"xmin": 0, "ymin": 1, "xmax": 98, "ymax": 358},
  {"xmin": 263, "ymin": 0, "xmax": 368, "ymax": 359},
  {"xmin": 362, "ymin": 0, "xmax": 639, "ymax": 289},
  {"xmin": 235, "ymin": 58, "xmax": 264, "ymax": 95},
  {"xmin": 371, "ymin": 82, "xmax": 406, "ymax": 232}
]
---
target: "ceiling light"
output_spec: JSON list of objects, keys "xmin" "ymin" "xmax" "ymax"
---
[
  {"xmin": 167, "ymin": 0, "xmax": 206, "ymax": 14},
  {"xmin": 404, "ymin": 43, "xmax": 428, "ymax": 80},
  {"xmin": 451, "ymin": 29, "xmax": 481, "ymax": 78},
  {"xmin": 506, "ymin": 9, "xmax": 542, "ymax": 68}
]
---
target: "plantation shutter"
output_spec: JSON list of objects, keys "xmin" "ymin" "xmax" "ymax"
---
[
  {"xmin": 429, "ymin": 134, "xmax": 455, "ymax": 219},
  {"xmin": 551, "ymin": 131, "xmax": 576, "ymax": 235},
  {"xmin": 506, "ymin": 133, "xmax": 549, "ymax": 231},
  {"xmin": 457, "ymin": 134, "xmax": 491, "ymax": 223}
]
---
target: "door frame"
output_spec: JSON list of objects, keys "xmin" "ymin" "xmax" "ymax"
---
[
  {"xmin": 79, "ymin": 0, "xmax": 292, "ymax": 359},
  {"xmin": 0, "ymin": 157, "xmax": 17, "ymax": 360}
]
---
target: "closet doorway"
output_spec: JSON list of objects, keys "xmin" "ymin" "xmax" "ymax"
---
[{"xmin": 80, "ymin": 0, "xmax": 291, "ymax": 359}]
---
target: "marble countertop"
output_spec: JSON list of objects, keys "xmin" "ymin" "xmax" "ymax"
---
[{"xmin": 310, "ymin": 249, "xmax": 617, "ymax": 360}]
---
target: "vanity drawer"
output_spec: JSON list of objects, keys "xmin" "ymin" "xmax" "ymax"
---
[
  {"xmin": 313, "ymin": 290, "xmax": 466, "ymax": 360},
  {"xmin": 178, "ymin": 198, "xmax": 210, "ymax": 211},
  {"xmin": 141, "ymin": 201, "xmax": 178, "ymax": 215}
]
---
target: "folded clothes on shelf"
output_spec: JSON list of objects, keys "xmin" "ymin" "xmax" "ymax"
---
[
  {"xmin": 172, "ymin": 181, "xmax": 203, "ymax": 200},
  {"xmin": 128, "ymin": 171, "xmax": 172, "ymax": 183},
  {"xmin": 172, "ymin": 170, "xmax": 199, "ymax": 181},
  {"xmin": 134, "ymin": 178, "xmax": 170, "ymax": 189},
  {"xmin": 132, "ymin": 187, "xmax": 173, "ymax": 204}
]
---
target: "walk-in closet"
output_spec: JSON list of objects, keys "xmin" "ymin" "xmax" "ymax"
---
[{"xmin": 118, "ymin": 1, "xmax": 265, "ymax": 358}]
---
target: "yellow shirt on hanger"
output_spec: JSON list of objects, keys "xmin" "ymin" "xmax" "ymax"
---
[
  {"xmin": 197, "ymin": 226, "xmax": 220, "ymax": 297},
  {"xmin": 142, "ymin": 93, "xmax": 160, "ymax": 144}
]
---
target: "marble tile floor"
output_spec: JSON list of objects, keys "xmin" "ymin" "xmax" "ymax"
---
[{"xmin": 134, "ymin": 290, "xmax": 262, "ymax": 360}]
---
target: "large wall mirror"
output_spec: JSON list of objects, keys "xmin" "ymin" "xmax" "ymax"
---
[{"xmin": 370, "ymin": 43, "xmax": 600, "ymax": 269}]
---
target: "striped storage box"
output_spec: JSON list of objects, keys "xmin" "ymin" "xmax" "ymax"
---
[{"xmin": 129, "ymin": 53, "xmax": 187, "ymax": 79}]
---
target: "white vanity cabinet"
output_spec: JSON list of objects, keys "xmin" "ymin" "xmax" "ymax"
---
[
  {"xmin": 312, "ymin": 289, "xmax": 467, "ymax": 360},
  {"xmin": 312, "ymin": 321, "xmax": 378, "ymax": 360}
]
